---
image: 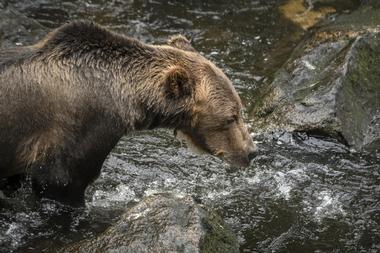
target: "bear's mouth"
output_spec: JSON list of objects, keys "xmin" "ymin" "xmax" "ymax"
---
[{"xmin": 174, "ymin": 129, "xmax": 251, "ymax": 168}]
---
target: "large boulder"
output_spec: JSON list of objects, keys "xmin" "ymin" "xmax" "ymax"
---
[
  {"xmin": 60, "ymin": 193, "xmax": 239, "ymax": 253},
  {"xmin": 250, "ymin": 6, "xmax": 380, "ymax": 151}
]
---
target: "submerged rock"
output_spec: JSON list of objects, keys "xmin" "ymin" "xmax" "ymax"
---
[
  {"xmin": 278, "ymin": 0, "xmax": 361, "ymax": 31},
  {"xmin": 60, "ymin": 193, "xmax": 239, "ymax": 253},
  {"xmin": 250, "ymin": 6, "xmax": 380, "ymax": 151}
]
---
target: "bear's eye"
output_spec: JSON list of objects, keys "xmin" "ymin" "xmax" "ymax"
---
[
  {"xmin": 225, "ymin": 115, "xmax": 238, "ymax": 125},
  {"xmin": 226, "ymin": 118, "xmax": 235, "ymax": 125}
]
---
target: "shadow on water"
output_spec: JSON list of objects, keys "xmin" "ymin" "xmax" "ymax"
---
[{"xmin": 0, "ymin": 0, "xmax": 379, "ymax": 252}]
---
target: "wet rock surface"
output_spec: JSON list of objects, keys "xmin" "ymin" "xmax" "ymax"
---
[
  {"xmin": 250, "ymin": 5, "xmax": 380, "ymax": 151},
  {"xmin": 60, "ymin": 194, "xmax": 238, "ymax": 253}
]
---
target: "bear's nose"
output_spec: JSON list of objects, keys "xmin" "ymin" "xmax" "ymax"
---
[{"xmin": 248, "ymin": 150, "xmax": 257, "ymax": 162}]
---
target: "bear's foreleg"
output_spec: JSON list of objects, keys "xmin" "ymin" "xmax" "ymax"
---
[
  {"xmin": 30, "ymin": 150, "xmax": 101, "ymax": 206},
  {"xmin": 27, "ymin": 117, "xmax": 124, "ymax": 206}
]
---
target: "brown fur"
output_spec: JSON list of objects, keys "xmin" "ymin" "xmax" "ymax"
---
[{"xmin": 0, "ymin": 21, "xmax": 256, "ymax": 205}]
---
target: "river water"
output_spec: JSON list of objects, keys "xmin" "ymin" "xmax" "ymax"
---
[{"xmin": 0, "ymin": 0, "xmax": 379, "ymax": 252}]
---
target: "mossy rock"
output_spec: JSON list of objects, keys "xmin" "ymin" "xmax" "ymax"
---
[
  {"xmin": 60, "ymin": 193, "xmax": 239, "ymax": 253},
  {"xmin": 250, "ymin": 6, "xmax": 380, "ymax": 151}
]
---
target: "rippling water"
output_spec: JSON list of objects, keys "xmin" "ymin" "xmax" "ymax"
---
[{"xmin": 0, "ymin": 0, "xmax": 379, "ymax": 252}]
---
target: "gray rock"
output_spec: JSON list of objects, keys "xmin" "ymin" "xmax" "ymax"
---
[
  {"xmin": 250, "ymin": 7, "xmax": 380, "ymax": 151},
  {"xmin": 60, "ymin": 194, "xmax": 239, "ymax": 253}
]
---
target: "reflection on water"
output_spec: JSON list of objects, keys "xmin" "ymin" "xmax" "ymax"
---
[{"xmin": 0, "ymin": 0, "xmax": 379, "ymax": 252}]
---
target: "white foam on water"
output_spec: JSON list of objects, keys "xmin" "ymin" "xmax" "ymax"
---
[
  {"xmin": 273, "ymin": 171, "xmax": 293, "ymax": 200},
  {"xmin": 313, "ymin": 190, "xmax": 346, "ymax": 222},
  {"xmin": 272, "ymin": 165, "xmax": 309, "ymax": 200},
  {"xmin": 0, "ymin": 211, "xmax": 44, "ymax": 251},
  {"xmin": 4, "ymin": 222, "xmax": 28, "ymax": 249},
  {"xmin": 246, "ymin": 170, "xmax": 265, "ymax": 185},
  {"xmin": 206, "ymin": 189, "xmax": 231, "ymax": 200},
  {"xmin": 91, "ymin": 184, "xmax": 136, "ymax": 208}
]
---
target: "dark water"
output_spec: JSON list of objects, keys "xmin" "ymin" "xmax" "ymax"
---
[{"xmin": 0, "ymin": 0, "xmax": 379, "ymax": 252}]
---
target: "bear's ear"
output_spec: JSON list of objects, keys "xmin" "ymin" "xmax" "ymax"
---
[
  {"xmin": 163, "ymin": 67, "xmax": 194, "ymax": 100},
  {"xmin": 167, "ymin": 35, "xmax": 196, "ymax": 52}
]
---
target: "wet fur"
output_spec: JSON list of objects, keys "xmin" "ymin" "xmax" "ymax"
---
[
  {"xmin": 0, "ymin": 21, "xmax": 201, "ymax": 204},
  {"xmin": 0, "ymin": 21, "xmax": 255, "ymax": 205}
]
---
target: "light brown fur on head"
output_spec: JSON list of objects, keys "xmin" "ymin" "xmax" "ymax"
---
[{"xmin": 166, "ymin": 37, "xmax": 257, "ymax": 167}]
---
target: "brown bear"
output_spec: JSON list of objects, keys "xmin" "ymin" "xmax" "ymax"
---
[{"xmin": 0, "ymin": 21, "xmax": 257, "ymax": 205}]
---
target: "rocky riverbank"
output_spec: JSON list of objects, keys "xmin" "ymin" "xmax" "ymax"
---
[{"xmin": 250, "ymin": 3, "xmax": 380, "ymax": 151}]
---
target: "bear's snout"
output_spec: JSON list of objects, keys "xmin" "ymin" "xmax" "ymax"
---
[
  {"xmin": 248, "ymin": 150, "xmax": 257, "ymax": 162},
  {"xmin": 246, "ymin": 139, "xmax": 258, "ymax": 162}
]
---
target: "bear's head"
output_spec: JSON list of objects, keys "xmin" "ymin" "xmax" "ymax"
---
[{"xmin": 158, "ymin": 35, "xmax": 257, "ymax": 168}]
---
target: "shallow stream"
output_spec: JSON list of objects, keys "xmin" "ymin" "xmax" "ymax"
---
[{"xmin": 0, "ymin": 0, "xmax": 379, "ymax": 252}]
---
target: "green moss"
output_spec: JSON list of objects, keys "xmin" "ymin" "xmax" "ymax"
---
[
  {"xmin": 337, "ymin": 33, "xmax": 380, "ymax": 148},
  {"xmin": 200, "ymin": 210, "xmax": 239, "ymax": 253}
]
